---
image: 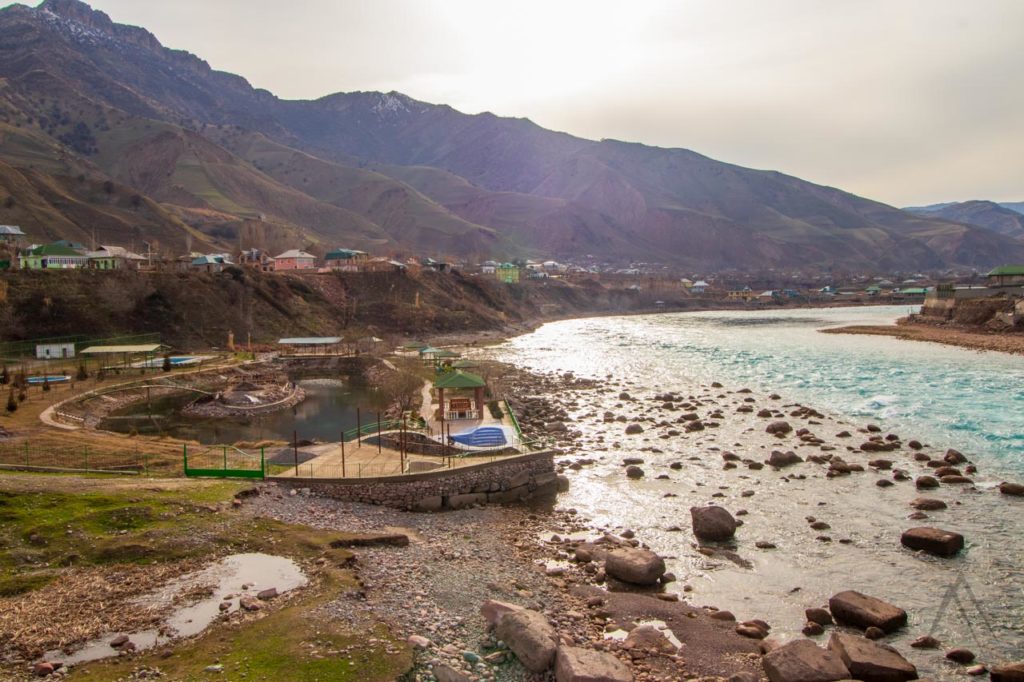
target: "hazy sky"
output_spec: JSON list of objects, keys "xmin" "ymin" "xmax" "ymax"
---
[{"xmin": 55, "ymin": 1, "xmax": 1024, "ymax": 206}]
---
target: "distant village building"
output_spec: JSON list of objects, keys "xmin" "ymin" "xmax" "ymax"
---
[
  {"xmin": 19, "ymin": 243, "xmax": 90, "ymax": 269},
  {"xmin": 190, "ymin": 253, "xmax": 234, "ymax": 273},
  {"xmin": 690, "ymin": 280, "xmax": 709, "ymax": 294},
  {"xmin": 87, "ymin": 245, "xmax": 146, "ymax": 270},
  {"xmin": 273, "ymin": 249, "xmax": 317, "ymax": 270},
  {"xmin": 325, "ymin": 248, "xmax": 368, "ymax": 271},
  {"xmin": 239, "ymin": 248, "xmax": 275, "ymax": 272},
  {"xmin": 987, "ymin": 265, "xmax": 1024, "ymax": 288},
  {"xmin": 0, "ymin": 225, "xmax": 26, "ymax": 246},
  {"xmin": 495, "ymin": 262, "xmax": 520, "ymax": 284}
]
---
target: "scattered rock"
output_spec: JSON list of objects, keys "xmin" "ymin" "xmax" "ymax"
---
[
  {"xmin": 690, "ymin": 505, "xmax": 738, "ymax": 541},
  {"xmin": 256, "ymin": 587, "xmax": 278, "ymax": 600},
  {"xmin": 910, "ymin": 498, "xmax": 947, "ymax": 511},
  {"xmin": 805, "ymin": 608, "xmax": 833, "ymax": 626},
  {"xmin": 625, "ymin": 424, "xmax": 644, "ymax": 435},
  {"xmin": 827, "ymin": 632, "xmax": 917, "ymax": 682},
  {"xmin": 494, "ymin": 608, "xmax": 558, "ymax": 673},
  {"xmin": 828, "ymin": 591, "xmax": 907, "ymax": 633},
  {"xmin": 604, "ymin": 547, "xmax": 666, "ymax": 585},
  {"xmin": 991, "ymin": 662, "xmax": 1024, "ymax": 682},
  {"xmin": 762, "ymin": 639, "xmax": 850, "ymax": 682},
  {"xmin": 999, "ymin": 482, "xmax": 1024, "ymax": 497},
  {"xmin": 900, "ymin": 527, "xmax": 965, "ymax": 557},
  {"xmin": 555, "ymin": 646, "xmax": 633, "ymax": 682},
  {"xmin": 946, "ymin": 648, "xmax": 977, "ymax": 664},
  {"xmin": 766, "ymin": 421, "xmax": 793, "ymax": 436},
  {"xmin": 480, "ymin": 599, "xmax": 523, "ymax": 627},
  {"xmin": 915, "ymin": 476, "xmax": 939, "ymax": 490},
  {"xmin": 768, "ymin": 450, "xmax": 803, "ymax": 467},
  {"xmin": 625, "ymin": 465, "xmax": 644, "ymax": 479},
  {"xmin": 910, "ymin": 635, "xmax": 940, "ymax": 649}
]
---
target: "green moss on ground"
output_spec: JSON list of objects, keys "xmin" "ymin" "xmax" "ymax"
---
[{"xmin": 0, "ymin": 474, "xmax": 412, "ymax": 681}]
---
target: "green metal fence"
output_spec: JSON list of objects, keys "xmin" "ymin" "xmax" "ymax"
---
[{"xmin": 183, "ymin": 444, "xmax": 266, "ymax": 479}]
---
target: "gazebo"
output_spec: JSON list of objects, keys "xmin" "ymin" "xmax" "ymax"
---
[{"xmin": 433, "ymin": 370, "xmax": 486, "ymax": 422}]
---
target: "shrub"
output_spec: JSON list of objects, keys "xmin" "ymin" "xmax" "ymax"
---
[
  {"xmin": 162, "ymin": 355, "xmax": 172, "ymax": 372},
  {"xmin": 77, "ymin": 363, "xmax": 88, "ymax": 381},
  {"xmin": 42, "ymin": 377, "xmax": 50, "ymax": 392},
  {"xmin": 6, "ymin": 388, "xmax": 16, "ymax": 413},
  {"xmin": 488, "ymin": 400, "xmax": 504, "ymax": 419}
]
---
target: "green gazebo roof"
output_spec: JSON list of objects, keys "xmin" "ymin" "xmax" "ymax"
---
[{"xmin": 433, "ymin": 370, "xmax": 486, "ymax": 389}]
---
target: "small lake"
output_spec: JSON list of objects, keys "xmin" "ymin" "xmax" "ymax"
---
[{"xmin": 100, "ymin": 378, "xmax": 379, "ymax": 445}]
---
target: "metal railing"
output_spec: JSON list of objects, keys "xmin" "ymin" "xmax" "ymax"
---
[
  {"xmin": 0, "ymin": 442, "xmax": 171, "ymax": 475},
  {"xmin": 183, "ymin": 444, "xmax": 266, "ymax": 479}
]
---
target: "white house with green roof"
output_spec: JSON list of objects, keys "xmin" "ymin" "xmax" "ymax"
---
[{"xmin": 19, "ymin": 243, "xmax": 90, "ymax": 269}]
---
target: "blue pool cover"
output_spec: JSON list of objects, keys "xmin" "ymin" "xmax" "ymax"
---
[{"xmin": 450, "ymin": 426, "xmax": 507, "ymax": 447}]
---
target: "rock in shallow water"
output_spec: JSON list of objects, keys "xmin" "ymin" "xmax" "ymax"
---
[
  {"xmin": 690, "ymin": 505, "xmax": 738, "ymax": 541},
  {"xmin": 828, "ymin": 590, "xmax": 907, "ymax": 633},
  {"xmin": 900, "ymin": 527, "xmax": 965, "ymax": 557},
  {"xmin": 603, "ymin": 547, "xmax": 666, "ymax": 585}
]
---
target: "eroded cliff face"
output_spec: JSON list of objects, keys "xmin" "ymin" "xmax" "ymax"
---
[{"xmin": 0, "ymin": 267, "xmax": 677, "ymax": 348}]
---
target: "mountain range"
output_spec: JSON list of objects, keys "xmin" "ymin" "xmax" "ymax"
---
[
  {"xmin": 904, "ymin": 201, "xmax": 1024, "ymax": 241},
  {"xmin": 1, "ymin": 0, "xmax": 1022, "ymax": 270}
]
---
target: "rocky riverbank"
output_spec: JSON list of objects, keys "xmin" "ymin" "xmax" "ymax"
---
[
  {"xmin": 822, "ymin": 321, "xmax": 1024, "ymax": 355},
  {"xmin": 464, "ymin": 351, "xmax": 1024, "ymax": 679}
]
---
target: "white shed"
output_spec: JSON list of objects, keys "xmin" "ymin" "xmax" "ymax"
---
[{"xmin": 36, "ymin": 343, "xmax": 76, "ymax": 359}]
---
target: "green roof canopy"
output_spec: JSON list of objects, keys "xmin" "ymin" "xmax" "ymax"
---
[
  {"xmin": 433, "ymin": 370, "xmax": 486, "ymax": 389},
  {"xmin": 988, "ymin": 265, "xmax": 1024, "ymax": 276},
  {"xmin": 452, "ymin": 359, "xmax": 479, "ymax": 368}
]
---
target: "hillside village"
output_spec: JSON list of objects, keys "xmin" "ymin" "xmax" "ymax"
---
[{"xmin": 6, "ymin": 222, "xmax": 1023, "ymax": 309}]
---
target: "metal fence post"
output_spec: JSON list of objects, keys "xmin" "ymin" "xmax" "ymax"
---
[
  {"xmin": 222, "ymin": 446, "xmax": 227, "ymax": 472},
  {"xmin": 260, "ymin": 447, "xmax": 265, "ymax": 479},
  {"xmin": 183, "ymin": 443, "xmax": 187, "ymax": 475}
]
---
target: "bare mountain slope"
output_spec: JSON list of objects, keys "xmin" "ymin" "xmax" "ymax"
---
[{"xmin": 1, "ymin": 0, "xmax": 1022, "ymax": 268}]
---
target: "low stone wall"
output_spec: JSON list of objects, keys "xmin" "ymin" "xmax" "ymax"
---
[{"xmin": 272, "ymin": 451, "xmax": 565, "ymax": 511}]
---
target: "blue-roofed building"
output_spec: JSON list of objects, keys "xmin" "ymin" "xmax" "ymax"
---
[{"xmin": 190, "ymin": 253, "xmax": 234, "ymax": 273}]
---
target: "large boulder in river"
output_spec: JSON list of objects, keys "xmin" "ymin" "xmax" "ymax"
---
[
  {"xmin": 690, "ymin": 505, "xmax": 738, "ymax": 541},
  {"xmin": 900, "ymin": 527, "xmax": 964, "ymax": 557},
  {"xmin": 762, "ymin": 639, "xmax": 850, "ymax": 682},
  {"xmin": 494, "ymin": 608, "xmax": 558, "ymax": 672},
  {"xmin": 604, "ymin": 548, "xmax": 666, "ymax": 585},
  {"xmin": 624, "ymin": 423, "xmax": 644, "ymax": 435},
  {"xmin": 828, "ymin": 591, "xmax": 907, "ymax": 633},
  {"xmin": 555, "ymin": 646, "xmax": 633, "ymax": 682},
  {"xmin": 827, "ymin": 632, "xmax": 918, "ymax": 682},
  {"xmin": 766, "ymin": 421, "xmax": 793, "ymax": 436}
]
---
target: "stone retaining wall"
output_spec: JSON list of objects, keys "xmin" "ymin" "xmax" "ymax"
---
[{"xmin": 272, "ymin": 451, "xmax": 564, "ymax": 511}]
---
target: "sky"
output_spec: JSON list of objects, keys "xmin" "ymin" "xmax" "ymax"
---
[{"xmin": 42, "ymin": 0, "xmax": 1024, "ymax": 206}]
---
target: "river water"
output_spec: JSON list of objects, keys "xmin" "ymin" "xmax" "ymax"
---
[{"xmin": 489, "ymin": 306, "xmax": 1024, "ymax": 675}]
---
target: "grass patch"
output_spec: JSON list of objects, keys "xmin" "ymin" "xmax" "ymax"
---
[
  {"xmin": 0, "ymin": 475, "xmax": 412, "ymax": 681},
  {"xmin": 75, "ymin": 584, "xmax": 410, "ymax": 682}
]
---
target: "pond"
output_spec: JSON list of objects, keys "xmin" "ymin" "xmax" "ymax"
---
[{"xmin": 99, "ymin": 378, "xmax": 380, "ymax": 445}]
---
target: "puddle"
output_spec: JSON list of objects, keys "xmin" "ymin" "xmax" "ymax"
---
[
  {"xmin": 43, "ymin": 553, "xmax": 307, "ymax": 666},
  {"xmin": 604, "ymin": 619, "xmax": 683, "ymax": 649}
]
